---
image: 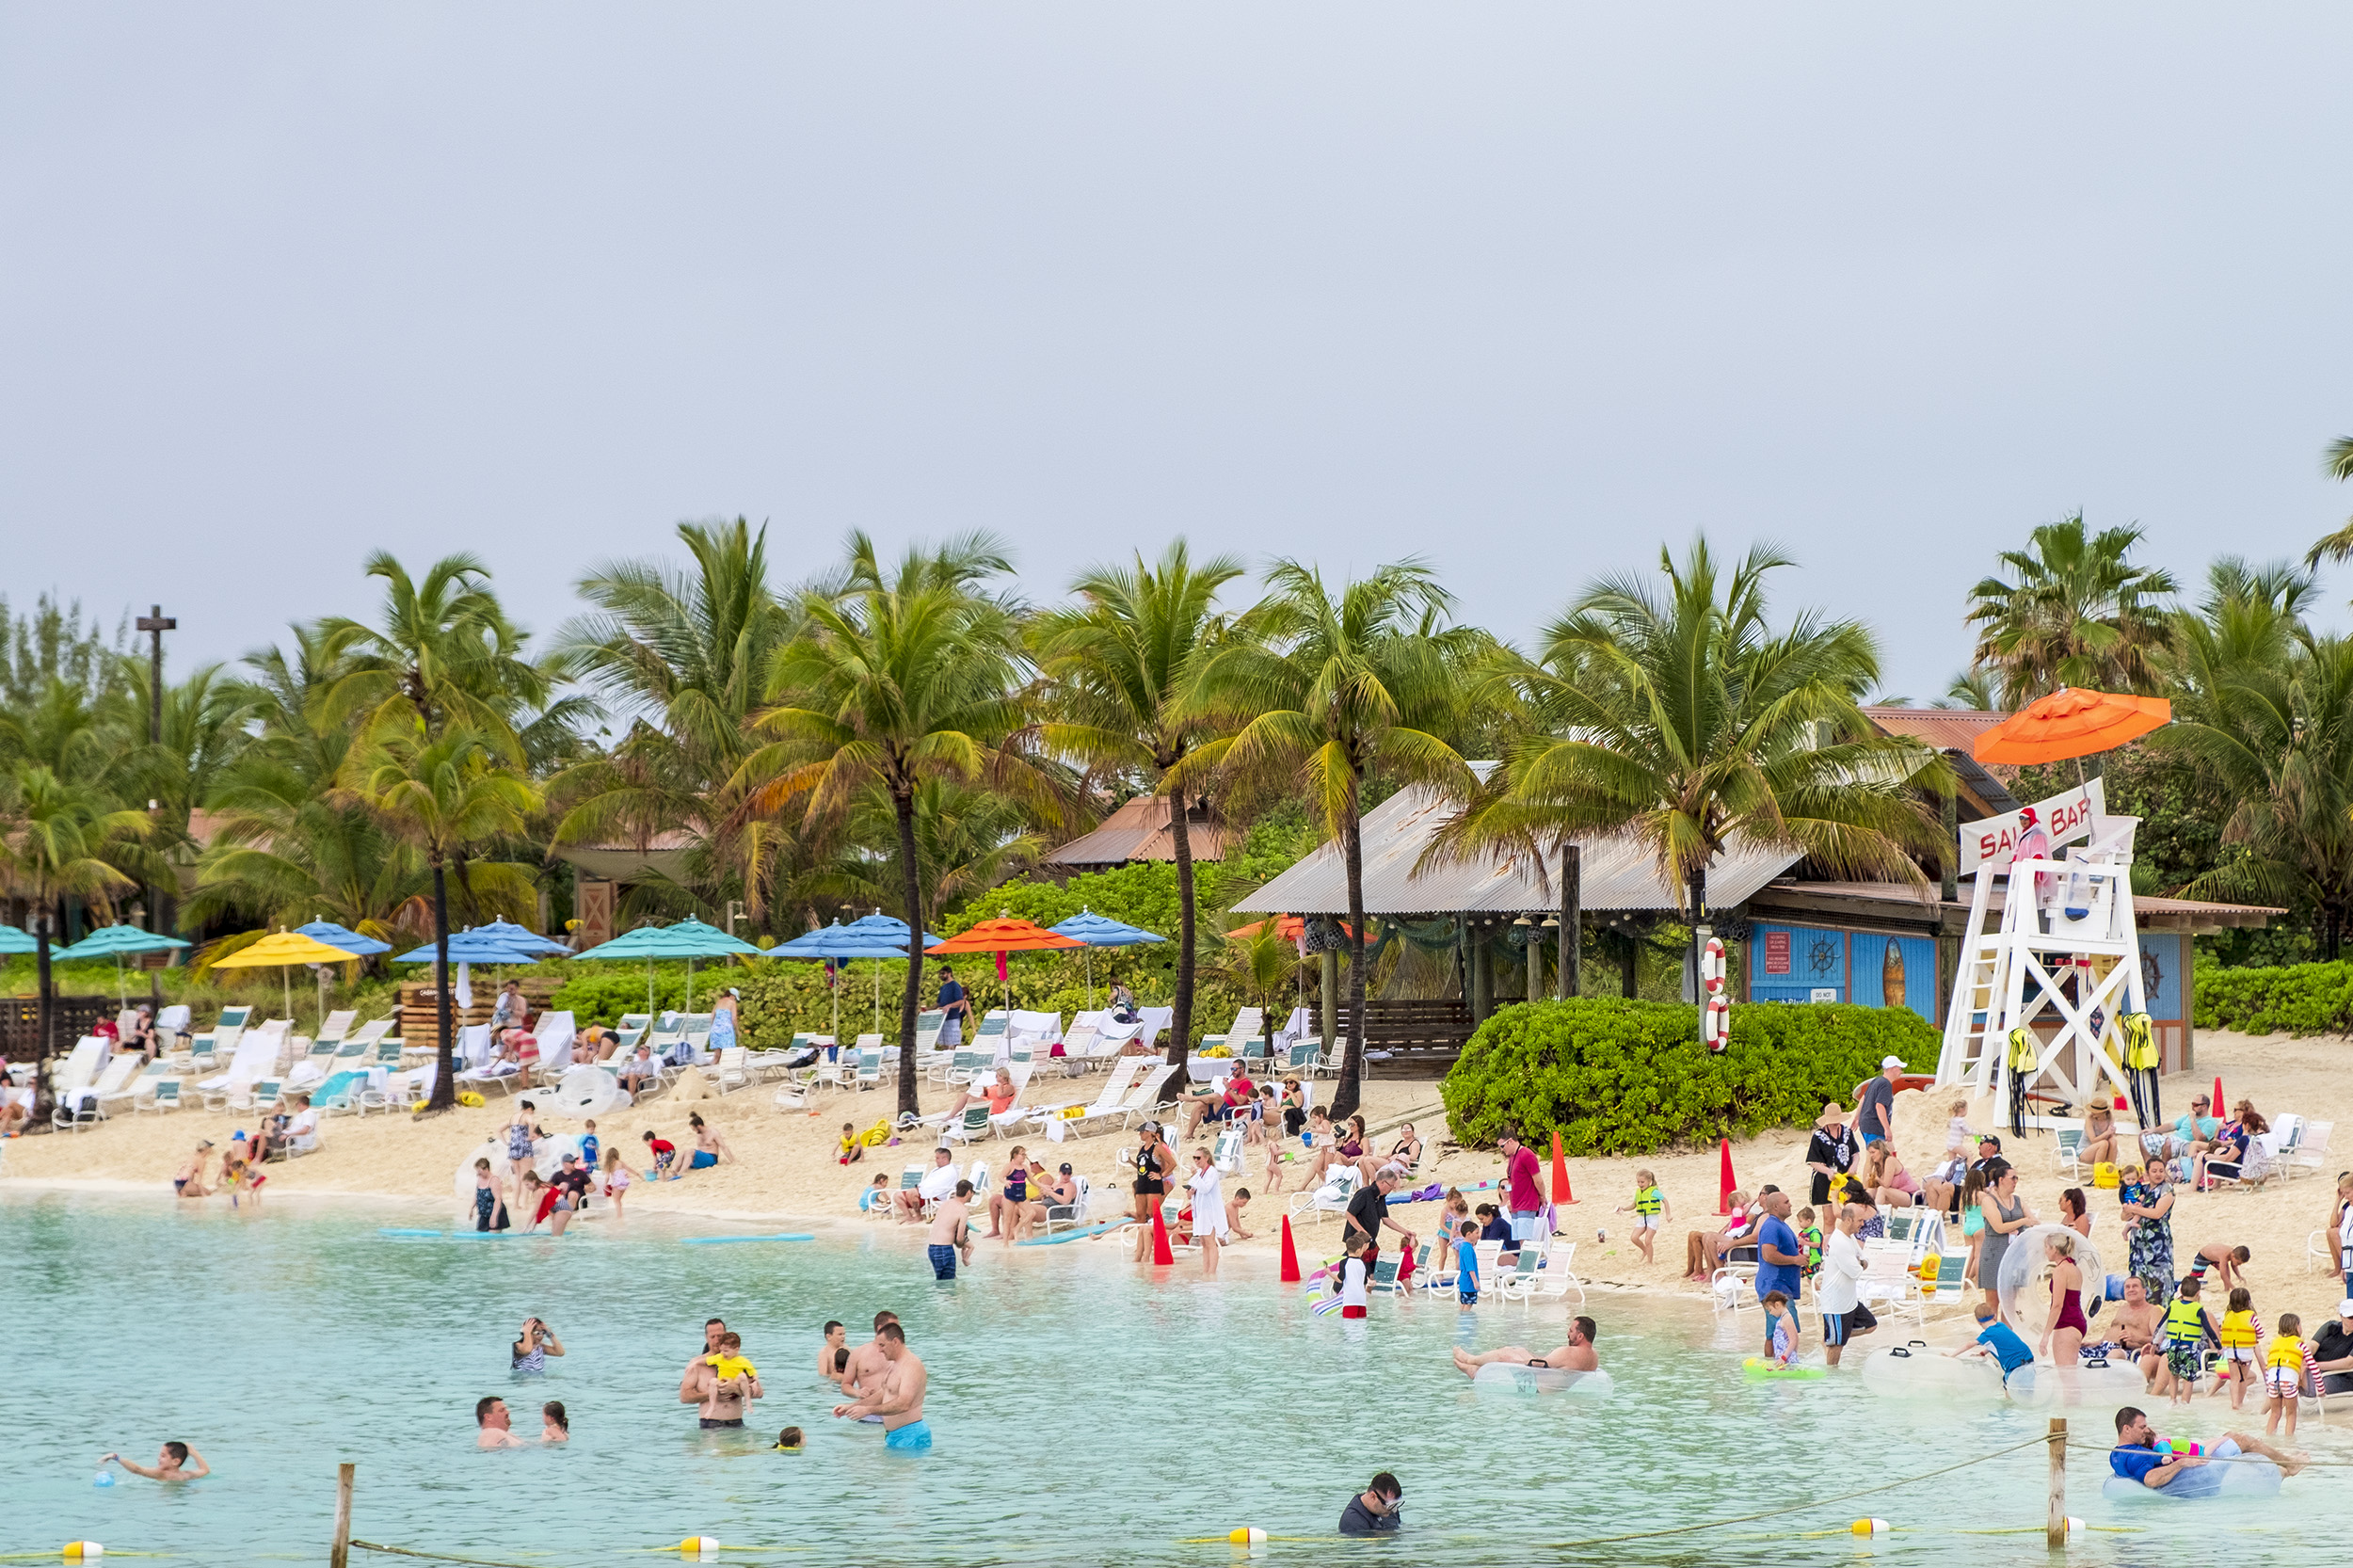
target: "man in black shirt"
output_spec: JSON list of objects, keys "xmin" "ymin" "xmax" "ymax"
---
[
  {"xmin": 2310, "ymin": 1299, "xmax": 2353, "ymax": 1396},
  {"xmin": 1339, "ymin": 1471, "xmax": 1402, "ymax": 1535},
  {"xmin": 1344, "ymin": 1167, "xmax": 1416, "ymax": 1277}
]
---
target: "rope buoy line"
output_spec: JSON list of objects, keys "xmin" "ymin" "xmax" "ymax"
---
[
  {"xmin": 1535, "ymin": 1434, "xmax": 2051, "ymax": 1548},
  {"xmin": 351, "ymin": 1541, "xmax": 550, "ymax": 1568}
]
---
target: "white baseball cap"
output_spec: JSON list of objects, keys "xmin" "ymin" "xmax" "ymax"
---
[
  {"xmin": 2339, "ymin": 1298, "xmax": 2353, "ymax": 1318},
  {"xmin": 1881, "ymin": 1055, "xmax": 1906, "ymax": 1070}
]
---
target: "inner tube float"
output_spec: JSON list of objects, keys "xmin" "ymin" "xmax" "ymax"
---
[
  {"xmin": 2101, "ymin": 1459, "xmax": 2281, "ymax": 1502},
  {"xmin": 1860, "ymin": 1342, "xmax": 2004, "ymax": 1400},
  {"xmin": 1744, "ymin": 1357, "xmax": 1825, "ymax": 1380},
  {"xmin": 1470, "ymin": 1364, "xmax": 1613, "ymax": 1398},
  {"xmin": 2006, "ymin": 1357, "xmax": 2153, "ymax": 1412}
]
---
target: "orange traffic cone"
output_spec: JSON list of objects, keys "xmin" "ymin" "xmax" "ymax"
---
[
  {"xmin": 1718, "ymin": 1138, "xmax": 1737, "ymax": 1214},
  {"xmin": 2212, "ymin": 1075, "xmax": 2225, "ymax": 1117},
  {"xmin": 1279, "ymin": 1214, "xmax": 1303, "ymax": 1283},
  {"xmin": 1549, "ymin": 1130, "xmax": 1576, "ymax": 1205},
  {"xmin": 1151, "ymin": 1207, "xmax": 1176, "ymax": 1266}
]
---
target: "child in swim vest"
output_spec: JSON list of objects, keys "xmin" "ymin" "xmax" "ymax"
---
[
  {"xmin": 774, "ymin": 1427, "xmax": 804, "ymax": 1452},
  {"xmin": 1616, "ymin": 1169, "xmax": 1668, "ymax": 1264},
  {"xmin": 2158, "ymin": 1277, "xmax": 2217, "ymax": 1405},
  {"xmin": 704, "ymin": 1332, "xmax": 756, "ymax": 1384},
  {"xmin": 839, "ymin": 1121, "xmax": 865, "ymax": 1165},
  {"xmin": 1796, "ymin": 1206, "xmax": 1824, "ymax": 1282},
  {"xmin": 2217, "ymin": 1287, "xmax": 2263, "ymax": 1413},
  {"xmin": 2264, "ymin": 1313, "xmax": 2310, "ymax": 1439}
]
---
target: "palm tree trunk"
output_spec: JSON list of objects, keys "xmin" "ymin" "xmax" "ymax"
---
[
  {"xmin": 894, "ymin": 788, "xmax": 924, "ymax": 1124},
  {"xmin": 1619, "ymin": 932, "xmax": 1637, "ymax": 998},
  {"xmin": 1167, "ymin": 789, "xmax": 1195, "ymax": 1071},
  {"xmin": 1689, "ymin": 866, "xmax": 1709, "ymax": 1046},
  {"xmin": 1333, "ymin": 805, "xmax": 1368, "ymax": 1121},
  {"xmin": 426, "ymin": 856, "xmax": 456, "ymax": 1112}
]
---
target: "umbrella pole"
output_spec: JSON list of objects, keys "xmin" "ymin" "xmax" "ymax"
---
[
  {"xmin": 686, "ymin": 956, "xmax": 694, "ymax": 1014},
  {"xmin": 872, "ymin": 959, "xmax": 881, "ymax": 1034},
  {"xmin": 1086, "ymin": 948, "xmax": 1093, "ymax": 1010},
  {"xmin": 117, "ymin": 955, "xmax": 126, "ymax": 1009}
]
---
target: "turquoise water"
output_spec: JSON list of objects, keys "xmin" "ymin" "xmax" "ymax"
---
[{"xmin": 6, "ymin": 1191, "xmax": 2347, "ymax": 1567}]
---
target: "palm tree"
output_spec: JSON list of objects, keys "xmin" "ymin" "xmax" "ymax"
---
[
  {"xmin": 552, "ymin": 520, "xmax": 800, "ymax": 925},
  {"xmin": 1034, "ymin": 540, "xmax": 1244, "ymax": 1070},
  {"xmin": 1433, "ymin": 539, "xmax": 1947, "ymax": 1009},
  {"xmin": 2149, "ymin": 587, "xmax": 2353, "ymax": 956},
  {"xmin": 2300, "ymin": 437, "xmax": 2353, "ymax": 569},
  {"xmin": 1963, "ymin": 513, "xmax": 2180, "ymax": 706},
  {"xmin": 1191, "ymin": 559, "xmax": 1478, "ymax": 1119},
  {"xmin": 318, "ymin": 552, "xmax": 557, "ymax": 755},
  {"xmin": 1933, "ymin": 668, "xmax": 2000, "ymax": 711},
  {"xmin": 0, "ymin": 762, "xmax": 162, "ymax": 1058},
  {"xmin": 120, "ymin": 662, "xmax": 257, "ymax": 935},
  {"xmin": 349, "ymin": 726, "xmax": 540, "ymax": 1112},
  {"xmin": 740, "ymin": 534, "xmax": 1044, "ymax": 1121}
]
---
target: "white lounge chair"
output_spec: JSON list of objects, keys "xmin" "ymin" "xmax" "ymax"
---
[
  {"xmin": 942, "ymin": 1104, "xmax": 994, "ymax": 1145},
  {"xmin": 137, "ymin": 1079, "xmax": 184, "ymax": 1114},
  {"xmin": 2291, "ymin": 1119, "xmax": 2333, "ymax": 1180},
  {"xmin": 47, "ymin": 1035, "xmax": 106, "ymax": 1105},
  {"xmin": 196, "ymin": 1031, "xmax": 280, "ymax": 1111},
  {"xmin": 97, "ymin": 1058, "xmax": 171, "ymax": 1117},
  {"xmin": 1502, "ymin": 1240, "xmax": 1585, "ymax": 1304},
  {"xmin": 1289, "ymin": 1164, "xmax": 1361, "ymax": 1225},
  {"xmin": 1027, "ymin": 1055, "xmax": 1144, "ymax": 1137},
  {"xmin": 61, "ymin": 1053, "xmax": 141, "ymax": 1128},
  {"xmin": 314, "ymin": 1009, "xmax": 358, "ymax": 1047},
  {"xmin": 533, "ymin": 1012, "xmax": 578, "ymax": 1078}
]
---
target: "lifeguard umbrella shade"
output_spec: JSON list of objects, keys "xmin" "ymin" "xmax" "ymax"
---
[{"xmin": 1972, "ymin": 688, "xmax": 2170, "ymax": 765}]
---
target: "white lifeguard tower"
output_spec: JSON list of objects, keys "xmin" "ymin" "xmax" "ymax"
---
[{"xmin": 1937, "ymin": 782, "xmax": 2147, "ymax": 1123}]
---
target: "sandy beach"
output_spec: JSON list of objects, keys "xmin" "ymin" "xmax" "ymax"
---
[{"xmin": 8, "ymin": 1032, "xmax": 2344, "ymax": 1333}]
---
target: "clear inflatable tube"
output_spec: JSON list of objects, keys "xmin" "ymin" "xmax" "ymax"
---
[
  {"xmin": 1471, "ymin": 1364, "xmax": 1613, "ymax": 1398},
  {"xmin": 2100, "ymin": 1459, "xmax": 2281, "ymax": 1502},
  {"xmin": 1997, "ymin": 1224, "xmax": 2107, "ymax": 1323},
  {"xmin": 2006, "ymin": 1358, "xmax": 2152, "ymax": 1412},
  {"xmin": 1860, "ymin": 1342, "xmax": 2005, "ymax": 1400}
]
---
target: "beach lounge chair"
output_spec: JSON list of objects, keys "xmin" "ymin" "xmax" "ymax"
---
[
  {"xmin": 196, "ymin": 1029, "xmax": 280, "ymax": 1110},
  {"xmin": 187, "ymin": 1004, "xmax": 254, "ymax": 1064},
  {"xmin": 242, "ymin": 1078, "xmax": 283, "ymax": 1115},
  {"xmin": 1055, "ymin": 1016, "xmax": 1102, "ymax": 1077},
  {"xmin": 47, "ymin": 1033, "xmax": 106, "ymax": 1102},
  {"xmin": 532, "ymin": 1012, "xmax": 577, "ymax": 1077},
  {"xmin": 136, "ymin": 1078, "xmax": 183, "ymax": 1114},
  {"xmin": 1131, "ymin": 1006, "xmax": 1172, "ymax": 1056},
  {"xmin": 1027, "ymin": 1054, "xmax": 1144, "ymax": 1135},
  {"xmin": 1086, "ymin": 1016, "xmax": 1142, "ymax": 1069},
  {"xmin": 313, "ymin": 1009, "xmax": 358, "ymax": 1048},
  {"xmin": 1043, "ymin": 1175, "xmax": 1093, "ymax": 1233},
  {"xmin": 66, "ymin": 1053, "xmax": 142, "ymax": 1125},
  {"xmin": 156, "ymin": 1003, "xmax": 192, "ymax": 1051},
  {"xmin": 914, "ymin": 1010, "xmax": 947, "ymax": 1053},
  {"xmin": 97, "ymin": 1059, "xmax": 171, "ymax": 1117},
  {"xmin": 943, "ymin": 1104, "xmax": 994, "ymax": 1145},
  {"xmin": 309, "ymin": 1070, "xmax": 364, "ymax": 1116},
  {"xmin": 1212, "ymin": 1124, "xmax": 1245, "ymax": 1173},
  {"xmin": 852, "ymin": 1048, "xmax": 885, "ymax": 1094},
  {"xmin": 1220, "ymin": 1005, "xmax": 1266, "ymax": 1051},
  {"xmin": 714, "ymin": 1046, "xmax": 754, "ymax": 1094},
  {"xmin": 286, "ymin": 1036, "xmax": 340, "ymax": 1091},
  {"xmin": 1289, "ymin": 1164, "xmax": 1362, "ymax": 1225},
  {"xmin": 2051, "ymin": 1120, "xmax": 2085, "ymax": 1178},
  {"xmin": 2290, "ymin": 1119, "xmax": 2332, "ymax": 1180}
]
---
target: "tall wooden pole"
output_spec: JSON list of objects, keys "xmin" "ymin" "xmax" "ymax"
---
[
  {"xmin": 2045, "ymin": 1416, "xmax": 2066, "ymax": 1547},
  {"xmin": 332, "ymin": 1462, "xmax": 355, "ymax": 1568}
]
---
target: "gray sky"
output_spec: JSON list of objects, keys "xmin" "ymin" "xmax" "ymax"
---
[{"xmin": 6, "ymin": 5, "xmax": 2350, "ymax": 705}]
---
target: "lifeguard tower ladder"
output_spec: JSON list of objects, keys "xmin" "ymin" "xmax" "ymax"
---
[{"xmin": 1935, "ymin": 815, "xmax": 2145, "ymax": 1121}]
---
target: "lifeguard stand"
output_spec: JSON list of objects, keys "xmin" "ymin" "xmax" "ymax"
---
[{"xmin": 1936, "ymin": 814, "xmax": 2146, "ymax": 1122}]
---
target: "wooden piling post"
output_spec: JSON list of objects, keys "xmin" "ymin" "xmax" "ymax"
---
[
  {"xmin": 2045, "ymin": 1417, "xmax": 2066, "ymax": 1547},
  {"xmin": 332, "ymin": 1462, "xmax": 355, "ymax": 1568}
]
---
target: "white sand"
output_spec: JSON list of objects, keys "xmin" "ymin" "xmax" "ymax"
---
[{"xmin": 7, "ymin": 1032, "xmax": 2341, "ymax": 1329}]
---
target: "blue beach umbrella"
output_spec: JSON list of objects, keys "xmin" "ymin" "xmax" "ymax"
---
[
  {"xmin": 776, "ymin": 911, "xmax": 946, "ymax": 1035},
  {"xmin": 572, "ymin": 918, "xmax": 765, "ymax": 1015},
  {"xmin": 294, "ymin": 920, "xmax": 392, "ymax": 958},
  {"xmin": 1050, "ymin": 906, "xmax": 1166, "ymax": 1007},
  {"xmin": 472, "ymin": 917, "xmax": 572, "ymax": 957},
  {"xmin": 51, "ymin": 922, "xmax": 193, "ymax": 1006},
  {"xmin": 0, "ymin": 924, "xmax": 38, "ymax": 956}
]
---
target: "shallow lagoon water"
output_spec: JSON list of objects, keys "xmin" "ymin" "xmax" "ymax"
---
[{"xmin": 8, "ymin": 1190, "xmax": 2347, "ymax": 1567}]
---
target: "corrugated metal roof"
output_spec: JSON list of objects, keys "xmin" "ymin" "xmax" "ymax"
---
[
  {"xmin": 1864, "ymin": 706, "xmax": 2011, "ymax": 752},
  {"xmin": 1043, "ymin": 795, "xmax": 1230, "ymax": 867},
  {"xmin": 1232, "ymin": 782, "xmax": 1803, "ymax": 917}
]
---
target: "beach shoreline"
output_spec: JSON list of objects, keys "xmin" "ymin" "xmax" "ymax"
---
[{"xmin": 6, "ymin": 1029, "xmax": 2345, "ymax": 1326}]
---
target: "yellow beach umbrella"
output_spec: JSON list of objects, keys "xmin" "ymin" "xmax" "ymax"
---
[{"xmin": 210, "ymin": 929, "xmax": 365, "ymax": 1021}]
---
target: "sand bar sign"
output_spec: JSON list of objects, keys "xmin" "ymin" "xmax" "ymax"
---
[{"xmin": 1959, "ymin": 776, "xmax": 2105, "ymax": 876}]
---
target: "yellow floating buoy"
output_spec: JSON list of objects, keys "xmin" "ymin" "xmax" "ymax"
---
[
  {"xmin": 1849, "ymin": 1519, "xmax": 1890, "ymax": 1536},
  {"xmin": 1226, "ymin": 1527, "xmax": 1266, "ymax": 1545},
  {"xmin": 677, "ymin": 1538, "xmax": 720, "ymax": 1556},
  {"xmin": 63, "ymin": 1546, "xmax": 104, "ymax": 1562}
]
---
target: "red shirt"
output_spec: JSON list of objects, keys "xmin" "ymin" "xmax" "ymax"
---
[
  {"xmin": 1223, "ymin": 1075, "xmax": 1256, "ymax": 1108},
  {"xmin": 648, "ymin": 1139, "xmax": 676, "ymax": 1157},
  {"xmin": 1506, "ymin": 1145, "xmax": 1544, "ymax": 1214}
]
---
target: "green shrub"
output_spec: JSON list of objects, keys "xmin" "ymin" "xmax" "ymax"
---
[
  {"xmin": 2192, "ymin": 960, "xmax": 2353, "ymax": 1037},
  {"xmin": 1440, "ymin": 998, "xmax": 1941, "ymax": 1157}
]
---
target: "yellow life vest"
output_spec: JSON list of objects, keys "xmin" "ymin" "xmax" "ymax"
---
[
  {"xmin": 1635, "ymin": 1186, "xmax": 1663, "ymax": 1216},
  {"xmin": 2163, "ymin": 1298, "xmax": 2209, "ymax": 1347},
  {"xmin": 2121, "ymin": 1013, "xmax": 2159, "ymax": 1071},
  {"xmin": 2218, "ymin": 1310, "xmax": 2258, "ymax": 1350},
  {"xmin": 2266, "ymin": 1336, "xmax": 2306, "ymax": 1372},
  {"xmin": 2006, "ymin": 1027, "xmax": 2039, "ymax": 1072}
]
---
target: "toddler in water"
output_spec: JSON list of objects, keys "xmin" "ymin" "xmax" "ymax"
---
[
  {"xmin": 541, "ymin": 1401, "xmax": 568, "ymax": 1443},
  {"xmin": 2265, "ymin": 1313, "xmax": 2311, "ymax": 1438},
  {"xmin": 1455, "ymin": 1218, "xmax": 1481, "ymax": 1305},
  {"xmin": 1615, "ymin": 1169, "xmax": 1668, "ymax": 1263},
  {"xmin": 1759, "ymin": 1290, "xmax": 1801, "ymax": 1368},
  {"xmin": 775, "ymin": 1426, "xmax": 805, "ymax": 1451},
  {"xmin": 1338, "ymin": 1235, "xmax": 1370, "ymax": 1320}
]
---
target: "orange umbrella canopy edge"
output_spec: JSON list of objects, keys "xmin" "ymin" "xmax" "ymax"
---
[
  {"xmin": 1971, "ymin": 687, "xmax": 2170, "ymax": 765},
  {"xmin": 924, "ymin": 917, "xmax": 1085, "ymax": 954}
]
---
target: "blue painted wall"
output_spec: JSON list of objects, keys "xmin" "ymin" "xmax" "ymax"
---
[{"xmin": 1749, "ymin": 922, "xmax": 1940, "ymax": 1025}]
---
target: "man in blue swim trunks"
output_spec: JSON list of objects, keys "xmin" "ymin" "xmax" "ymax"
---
[
  {"xmin": 835, "ymin": 1322, "xmax": 931, "ymax": 1450},
  {"xmin": 2108, "ymin": 1406, "xmax": 2300, "ymax": 1496}
]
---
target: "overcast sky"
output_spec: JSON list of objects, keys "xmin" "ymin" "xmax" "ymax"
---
[{"xmin": 6, "ymin": 5, "xmax": 2350, "ymax": 705}]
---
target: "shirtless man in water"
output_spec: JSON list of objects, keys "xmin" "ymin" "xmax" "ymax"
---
[
  {"xmin": 475, "ymin": 1398, "xmax": 528, "ymax": 1448},
  {"xmin": 103, "ymin": 1441, "xmax": 209, "ymax": 1480},
  {"xmin": 680, "ymin": 1334, "xmax": 762, "ymax": 1429},
  {"xmin": 838, "ymin": 1312, "xmax": 899, "ymax": 1420},
  {"xmin": 1451, "ymin": 1314, "xmax": 1601, "ymax": 1377},
  {"xmin": 834, "ymin": 1321, "xmax": 931, "ymax": 1450}
]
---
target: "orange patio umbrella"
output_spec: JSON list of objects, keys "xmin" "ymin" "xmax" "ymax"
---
[
  {"xmin": 1225, "ymin": 915, "xmax": 1354, "ymax": 944},
  {"xmin": 1971, "ymin": 687, "xmax": 2170, "ymax": 765},
  {"xmin": 925, "ymin": 915, "xmax": 1084, "ymax": 1006}
]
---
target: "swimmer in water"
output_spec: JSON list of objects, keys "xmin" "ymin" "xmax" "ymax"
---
[
  {"xmin": 1450, "ymin": 1314, "xmax": 1600, "ymax": 1378},
  {"xmin": 541, "ymin": 1401, "xmax": 569, "ymax": 1443},
  {"xmin": 833, "ymin": 1322, "xmax": 930, "ymax": 1450},
  {"xmin": 774, "ymin": 1426, "xmax": 805, "ymax": 1451},
  {"xmin": 819, "ymin": 1320, "xmax": 848, "ymax": 1384},
  {"xmin": 102, "ymin": 1442, "xmax": 209, "ymax": 1480},
  {"xmin": 839, "ymin": 1312, "xmax": 898, "ymax": 1420},
  {"xmin": 683, "ymin": 1332, "xmax": 762, "ymax": 1429},
  {"xmin": 475, "ymin": 1397, "xmax": 527, "ymax": 1448}
]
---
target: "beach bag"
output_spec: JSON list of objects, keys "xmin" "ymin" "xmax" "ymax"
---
[{"xmin": 2093, "ymin": 1161, "xmax": 2120, "ymax": 1190}]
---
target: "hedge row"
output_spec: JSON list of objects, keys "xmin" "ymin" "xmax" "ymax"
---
[
  {"xmin": 2191, "ymin": 960, "xmax": 2353, "ymax": 1038},
  {"xmin": 1439, "ymin": 997, "xmax": 1942, "ymax": 1158}
]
